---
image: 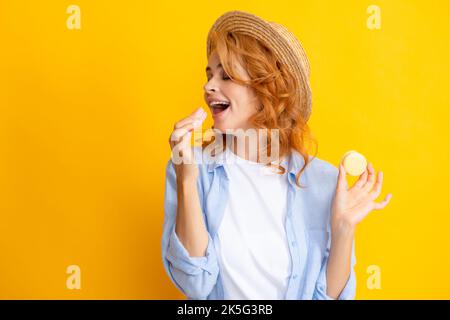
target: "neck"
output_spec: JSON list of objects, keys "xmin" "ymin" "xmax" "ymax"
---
[{"xmin": 227, "ymin": 132, "xmax": 269, "ymax": 163}]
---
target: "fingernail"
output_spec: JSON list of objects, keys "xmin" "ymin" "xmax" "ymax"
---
[{"xmin": 193, "ymin": 120, "xmax": 201, "ymax": 128}]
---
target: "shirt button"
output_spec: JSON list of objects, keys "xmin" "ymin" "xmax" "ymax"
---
[
  {"xmin": 291, "ymin": 241, "xmax": 297, "ymax": 246},
  {"xmin": 292, "ymin": 274, "xmax": 298, "ymax": 279}
]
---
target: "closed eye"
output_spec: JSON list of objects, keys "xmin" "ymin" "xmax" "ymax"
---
[{"xmin": 206, "ymin": 73, "xmax": 231, "ymax": 81}]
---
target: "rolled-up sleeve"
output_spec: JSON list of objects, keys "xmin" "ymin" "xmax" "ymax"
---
[
  {"xmin": 161, "ymin": 159, "xmax": 219, "ymax": 299},
  {"xmin": 312, "ymin": 238, "xmax": 357, "ymax": 300},
  {"xmin": 312, "ymin": 164, "xmax": 357, "ymax": 300}
]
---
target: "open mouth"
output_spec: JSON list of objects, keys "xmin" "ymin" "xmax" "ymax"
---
[{"xmin": 210, "ymin": 101, "xmax": 230, "ymax": 117}]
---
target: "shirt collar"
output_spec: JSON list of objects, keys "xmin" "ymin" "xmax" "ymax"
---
[
  {"xmin": 204, "ymin": 148, "xmax": 306, "ymax": 186},
  {"xmin": 204, "ymin": 147, "xmax": 228, "ymax": 173},
  {"xmin": 281, "ymin": 149, "xmax": 306, "ymax": 187}
]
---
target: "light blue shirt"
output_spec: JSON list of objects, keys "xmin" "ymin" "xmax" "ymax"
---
[{"xmin": 162, "ymin": 147, "xmax": 356, "ymax": 300}]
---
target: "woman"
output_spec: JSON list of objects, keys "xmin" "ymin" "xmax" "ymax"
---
[{"xmin": 162, "ymin": 10, "xmax": 392, "ymax": 300}]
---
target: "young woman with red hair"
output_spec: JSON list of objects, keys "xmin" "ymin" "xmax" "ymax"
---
[{"xmin": 162, "ymin": 10, "xmax": 392, "ymax": 300}]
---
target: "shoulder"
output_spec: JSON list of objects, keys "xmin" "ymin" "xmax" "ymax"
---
[
  {"xmin": 291, "ymin": 152, "xmax": 339, "ymax": 228},
  {"xmin": 306, "ymin": 155, "xmax": 339, "ymax": 187},
  {"xmin": 291, "ymin": 150, "xmax": 339, "ymax": 188}
]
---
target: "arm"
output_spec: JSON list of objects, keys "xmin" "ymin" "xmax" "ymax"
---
[
  {"xmin": 162, "ymin": 159, "xmax": 219, "ymax": 299},
  {"xmin": 317, "ymin": 161, "xmax": 391, "ymax": 299},
  {"xmin": 162, "ymin": 107, "xmax": 219, "ymax": 299},
  {"xmin": 325, "ymin": 222, "xmax": 355, "ymax": 299},
  {"xmin": 175, "ymin": 164, "xmax": 209, "ymax": 257},
  {"xmin": 312, "ymin": 227, "xmax": 357, "ymax": 300}
]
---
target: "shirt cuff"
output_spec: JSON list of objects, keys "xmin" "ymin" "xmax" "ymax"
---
[
  {"xmin": 313, "ymin": 262, "xmax": 356, "ymax": 300},
  {"xmin": 166, "ymin": 224, "xmax": 219, "ymax": 276}
]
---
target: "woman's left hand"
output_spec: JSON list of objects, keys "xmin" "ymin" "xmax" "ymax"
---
[{"xmin": 331, "ymin": 162, "xmax": 392, "ymax": 235}]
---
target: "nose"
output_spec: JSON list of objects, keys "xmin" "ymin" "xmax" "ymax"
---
[{"xmin": 203, "ymin": 78, "xmax": 217, "ymax": 93}]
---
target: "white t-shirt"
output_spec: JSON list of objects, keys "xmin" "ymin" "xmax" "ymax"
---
[{"xmin": 216, "ymin": 147, "xmax": 292, "ymax": 300}]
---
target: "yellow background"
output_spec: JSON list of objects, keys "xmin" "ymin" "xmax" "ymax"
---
[{"xmin": 0, "ymin": 0, "xmax": 449, "ymax": 299}]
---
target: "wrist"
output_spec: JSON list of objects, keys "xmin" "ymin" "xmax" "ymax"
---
[
  {"xmin": 331, "ymin": 217, "xmax": 356, "ymax": 239},
  {"xmin": 175, "ymin": 164, "xmax": 199, "ymax": 184}
]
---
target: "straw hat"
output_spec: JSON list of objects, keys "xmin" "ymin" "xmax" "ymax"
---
[{"xmin": 206, "ymin": 10, "xmax": 312, "ymax": 121}]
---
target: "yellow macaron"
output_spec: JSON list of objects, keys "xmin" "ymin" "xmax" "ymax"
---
[{"xmin": 341, "ymin": 150, "xmax": 367, "ymax": 176}]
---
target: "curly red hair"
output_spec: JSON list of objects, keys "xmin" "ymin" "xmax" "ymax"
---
[{"xmin": 202, "ymin": 29, "xmax": 318, "ymax": 188}]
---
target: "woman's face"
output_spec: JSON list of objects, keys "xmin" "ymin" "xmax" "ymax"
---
[{"xmin": 204, "ymin": 51, "xmax": 260, "ymax": 132}]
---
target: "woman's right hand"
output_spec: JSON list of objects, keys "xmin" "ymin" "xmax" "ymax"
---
[{"xmin": 168, "ymin": 107, "xmax": 207, "ymax": 181}]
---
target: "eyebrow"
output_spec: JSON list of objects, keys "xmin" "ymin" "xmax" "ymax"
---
[{"xmin": 205, "ymin": 63, "xmax": 223, "ymax": 72}]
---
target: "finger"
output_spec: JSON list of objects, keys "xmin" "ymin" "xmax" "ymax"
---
[
  {"xmin": 369, "ymin": 171, "xmax": 383, "ymax": 200},
  {"xmin": 174, "ymin": 114, "xmax": 206, "ymax": 131},
  {"xmin": 170, "ymin": 130, "xmax": 193, "ymax": 162},
  {"xmin": 170, "ymin": 122, "xmax": 198, "ymax": 143},
  {"xmin": 337, "ymin": 163, "xmax": 348, "ymax": 191},
  {"xmin": 170, "ymin": 127, "xmax": 194, "ymax": 151},
  {"xmin": 353, "ymin": 167, "xmax": 368, "ymax": 189},
  {"xmin": 373, "ymin": 193, "xmax": 392, "ymax": 210},
  {"xmin": 171, "ymin": 113, "xmax": 207, "ymax": 142},
  {"xmin": 174, "ymin": 108, "xmax": 206, "ymax": 129},
  {"xmin": 174, "ymin": 110, "xmax": 206, "ymax": 129},
  {"xmin": 362, "ymin": 162, "xmax": 376, "ymax": 192}
]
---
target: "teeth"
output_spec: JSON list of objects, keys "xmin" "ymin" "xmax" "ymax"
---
[{"xmin": 210, "ymin": 101, "xmax": 230, "ymax": 107}]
